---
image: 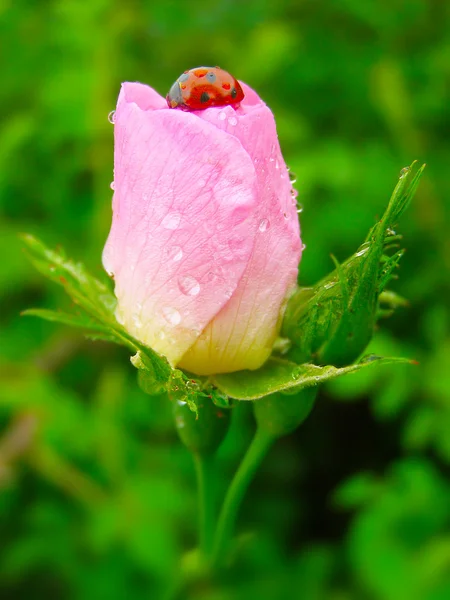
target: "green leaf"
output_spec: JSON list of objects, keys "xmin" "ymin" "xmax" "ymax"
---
[
  {"xmin": 21, "ymin": 235, "xmax": 173, "ymax": 395},
  {"xmin": 282, "ymin": 162, "xmax": 425, "ymax": 367},
  {"xmin": 212, "ymin": 355, "xmax": 414, "ymax": 401},
  {"xmin": 21, "ymin": 308, "xmax": 116, "ymax": 337},
  {"xmin": 20, "ymin": 233, "xmax": 117, "ymax": 320}
]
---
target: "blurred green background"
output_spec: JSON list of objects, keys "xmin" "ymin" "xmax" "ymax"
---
[{"xmin": 1, "ymin": 1, "xmax": 449, "ymax": 598}]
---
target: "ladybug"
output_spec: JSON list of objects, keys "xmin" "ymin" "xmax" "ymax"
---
[{"xmin": 166, "ymin": 67, "xmax": 244, "ymax": 111}]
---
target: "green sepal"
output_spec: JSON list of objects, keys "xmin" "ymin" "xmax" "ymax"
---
[
  {"xmin": 254, "ymin": 386, "xmax": 318, "ymax": 438},
  {"xmin": 282, "ymin": 162, "xmax": 425, "ymax": 366},
  {"xmin": 213, "ymin": 355, "xmax": 414, "ymax": 401}
]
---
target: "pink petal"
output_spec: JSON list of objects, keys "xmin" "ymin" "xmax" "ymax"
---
[
  {"xmin": 103, "ymin": 83, "xmax": 259, "ymax": 365},
  {"xmin": 119, "ymin": 81, "xmax": 167, "ymax": 111},
  {"xmin": 179, "ymin": 88, "xmax": 302, "ymax": 374}
]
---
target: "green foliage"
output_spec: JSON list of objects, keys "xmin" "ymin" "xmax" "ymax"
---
[
  {"xmin": 213, "ymin": 355, "xmax": 413, "ymax": 400},
  {"xmin": 283, "ymin": 162, "xmax": 425, "ymax": 366},
  {"xmin": 21, "ymin": 233, "xmax": 173, "ymax": 388},
  {"xmin": 1, "ymin": 1, "xmax": 449, "ymax": 599}
]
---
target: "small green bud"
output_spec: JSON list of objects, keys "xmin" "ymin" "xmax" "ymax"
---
[
  {"xmin": 172, "ymin": 392, "xmax": 230, "ymax": 454},
  {"xmin": 253, "ymin": 386, "xmax": 318, "ymax": 438}
]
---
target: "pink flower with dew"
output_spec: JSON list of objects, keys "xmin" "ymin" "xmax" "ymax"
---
[{"xmin": 103, "ymin": 79, "xmax": 302, "ymax": 375}]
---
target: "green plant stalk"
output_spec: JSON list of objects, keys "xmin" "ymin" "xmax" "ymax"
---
[
  {"xmin": 212, "ymin": 427, "xmax": 275, "ymax": 566},
  {"xmin": 193, "ymin": 451, "xmax": 216, "ymax": 557}
]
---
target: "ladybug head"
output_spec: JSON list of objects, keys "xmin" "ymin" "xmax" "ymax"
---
[{"xmin": 166, "ymin": 81, "xmax": 184, "ymax": 109}]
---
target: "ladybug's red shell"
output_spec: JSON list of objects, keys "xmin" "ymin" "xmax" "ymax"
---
[{"xmin": 166, "ymin": 67, "xmax": 244, "ymax": 111}]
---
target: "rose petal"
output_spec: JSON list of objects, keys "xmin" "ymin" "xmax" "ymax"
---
[
  {"xmin": 103, "ymin": 83, "xmax": 260, "ymax": 365},
  {"xmin": 179, "ymin": 89, "xmax": 302, "ymax": 374}
]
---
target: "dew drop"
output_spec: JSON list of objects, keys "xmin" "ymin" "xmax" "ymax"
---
[
  {"xmin": 178, "ymin": 275, "xmax": 200, "ymax": 296},
  {"xmin": 283, "ymin": 212, "xmax": 290, "ymax": 220},
  {"xmin": 162, "ymin": 306, "xmax": 181, "ymax": 325},
  {"xmin": 161, "ymin": 212, "xmax": 181, "ymax": 230},
  {"xmin": 259, "ymin": 218, "xmax": 270, "ymax": 232},
  {"xmin": 289, "ymin": 171, "xmax": 297, "ymax": 183},
  {"xmin": 297, "ymin": 203, "xmax": 304, "ymax": 214},
  {"xmin": 158, "ymin": 331, "xmax": 166, "ymax": 340},
  {"xmin": 218, "ymin": 110, "xmax": 227, "ymax": 121},
  {"xmin": 132, "ymin": 313, "xmax": 142, "ymax": 328},
  {"xmin": 108, "ymin": 110, "xmax": 116, "ymax": 124},
  {"xmin": 355, "ymin": 245, "xmax": 370, "ymax": 257},
  {"xmin": 324, "ymin": 281, "xmax": 336, "ymax": 290},
  {"xmin": 399, "ymin": 166, "xmax": 409, "ymax": 178},
  {"xmin": 302, "ymin": 243, "xmax": 307, "ymax": 251},
  {"xmin": 228, "ymin": 116, "xmax": 237, "ymax": 126},
  {"xmin": 166, "ymin": 245, "xmax": 183, "ymax": 262},
  {"xmin": 110, "ymin": 181, "xmax": 115, "ymax": 190}
]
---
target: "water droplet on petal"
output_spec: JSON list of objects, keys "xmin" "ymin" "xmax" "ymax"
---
[
  {"xmin": 110, "ymin": 181, "xmax": 115, "ymax": 190},
  {"xmin": 228, "ymin": 116, "xmax": 237, "ymax": 126},
  {"xmin": 289, "ymin": 171, "xmax": 297, "ymax": 183},
  {"xmin": 259, "ymin": 219, "xmax": 270, "ymax": 232},
  {"xmin": 297, "ymin": 203, "xmax": 304, "ymax": 214},
  {"xmin": 178, "ymin": 275, "xmax": 200, "ymax": 296},
  {"xmin": 283, "ymin": 212, "xmax": 290, "ymax": 220},
  {"xmin": 218, "ymin": 110, "xmax": 227, "ymax": 121},
  {"xmin": 301, "ymin": 243, "xmax": 307, "ymax": 251},
  {"xmin": 162, "ymin": 306, "xmax": 181, "ymax": 325},
  {"xmin": 166, "ymin": 245, "xmax": 183, "ymax": 262},
  {"xmin": 132, "ymin": 313, "xmax": 142, "ymax": 328},
  {"xmin": 158, "ymin": 331, "xmax": 166, "ymax": 340},
  {"xmin": 161, "ymin": 212, "xmax": 181, "ymax": 230},
  {"xmin": 108, "ymin": 110, "xmax": 116, "ymax": 124}
]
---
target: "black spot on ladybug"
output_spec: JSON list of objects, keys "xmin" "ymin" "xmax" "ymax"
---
[
  {"xmin": 231, "ymin": 87, "xmax": 237, "ymax": 99},
  {"xmin": 200, "ymin": 92, "xmax": 210, "ymax": 103},
  {"xmin": 206, "ymin": 71, "xmax": 217, "ymax": 83}
]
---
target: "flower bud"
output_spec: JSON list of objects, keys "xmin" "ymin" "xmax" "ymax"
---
[
  {"xmin": 254, "ymin": 387, "xmax": 317, "ymax": 438},
  {"xmin": 173, "ymin": 395, "xmax": 230, "ymax": 455},
  {"xmin": 103, "ymin": 81, "xmax": 302, "ymax": 376}
]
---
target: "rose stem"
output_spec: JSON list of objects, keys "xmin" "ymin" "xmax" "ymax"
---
[
  {"xmin": 192, "ymin": 451, "xmax": 216, "ymax": 557},
  {"xmin": 211, "ymin": 427, "xmax": 275, "ymax": 566}
]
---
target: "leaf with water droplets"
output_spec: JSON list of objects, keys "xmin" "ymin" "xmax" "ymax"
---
[
  {"xmin": 212, "ymin": 355, "xmax": 415, "ymax": 401},
  {"xmin": 282, "ymin": 162, "xmax": 425, "ymax": 367},
  {"xmin": 21, "ymin": 234, "xmax": 173, "ymax": 393}
]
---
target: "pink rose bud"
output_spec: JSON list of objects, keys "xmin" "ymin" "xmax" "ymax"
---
[{"xmin": 103, "ymin": 79, "xmax": 302, "ymax": 375}]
